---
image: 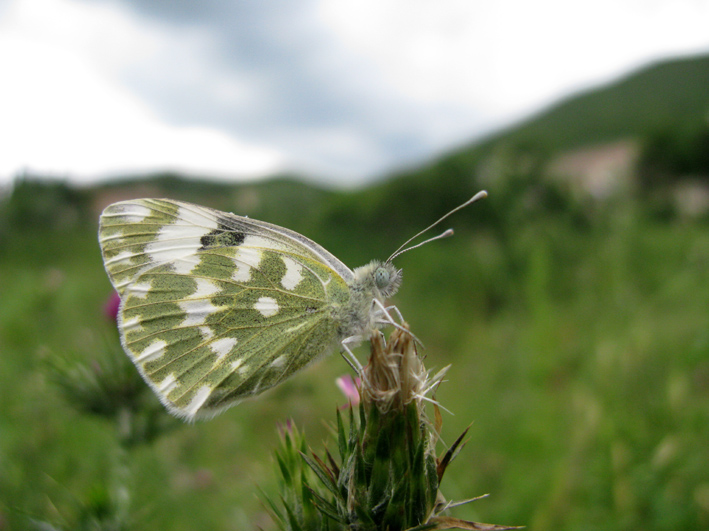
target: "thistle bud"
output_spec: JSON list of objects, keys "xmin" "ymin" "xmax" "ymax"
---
[{"xmin": 265, "ymin": 325, "xmax": 520, "ymax": 530}]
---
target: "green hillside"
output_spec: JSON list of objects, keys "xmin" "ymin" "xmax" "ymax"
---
[{"xmin": 471, "ymin": 52, "xmax": 709, "ymax": 156}]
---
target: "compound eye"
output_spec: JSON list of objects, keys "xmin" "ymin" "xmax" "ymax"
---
[{"xmin": 375, "ymin": 267, "xmax": 390, "ymax": 289}]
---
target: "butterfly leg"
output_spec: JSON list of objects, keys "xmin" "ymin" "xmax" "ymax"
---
[
  {"xmin": 371, "ymin": 298, "xmax": 401, "ymax": 327},
  {"xmin": 371, "ymin": 298, "xmax": 423, "ymax": 346},
  {"xmin": 340, "ymin": 335, "xmax": 364, "ymax": 374},
  {"xmin": 382, "ymin": 303, "xmax": 406, "ymax": 323}
]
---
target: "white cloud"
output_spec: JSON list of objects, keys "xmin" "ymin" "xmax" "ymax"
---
[
  {"xmin": 0, "ymin": 0, "xmax": 283, "ymax": 183},
  {"xmin": 318, "ymin": 0, "xmax": 709, "ymax": 118}
]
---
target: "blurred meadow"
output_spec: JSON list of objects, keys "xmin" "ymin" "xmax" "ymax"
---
[{"xmin": 1, "ymin": 54, "xmax": 709, "ymax": 530}]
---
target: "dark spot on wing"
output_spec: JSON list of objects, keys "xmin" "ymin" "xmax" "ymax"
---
[{"xmin": 200, "ymin": 217, "xmax": 245, "ymax": 250}]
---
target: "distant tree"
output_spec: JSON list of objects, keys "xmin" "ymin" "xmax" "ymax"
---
[
  {"xmin": 638, "ymin": 123, "xmax": 709, "ymax": 190},
  {"xmin": 0, "ymin": 175, "xmax": 90, "ymax": 232}
]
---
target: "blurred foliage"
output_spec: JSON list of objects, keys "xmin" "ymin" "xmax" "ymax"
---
[
  {"xmin": 0, "ymin": 175, "xmax": 91, "ymax": 243},
  {"xmin": 638, "ymin": 123, "xmax": 709, "ymax": 187},
  {"xmin": 1, "ymin": 52, "xmax": 709, "ymax": 531},
  {"xmin": 46, "ymin": 337, "xmax": 182, "ymax": 448}
]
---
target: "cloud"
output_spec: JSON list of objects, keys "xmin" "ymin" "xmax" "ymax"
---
[
  {"xmin": 1, "ymin": 0, "xmax": 709, "ymax": 186},
  {"xmin": 105, "ymin": 0, "xmax": 456, "ymax": 179},
  {"xmin": 0, "ymin": 0, "xmax": 284, "ymax": 182},
  {"xmin": 91, "ymin": 0, "xmax": 709, "ymax": 180}
]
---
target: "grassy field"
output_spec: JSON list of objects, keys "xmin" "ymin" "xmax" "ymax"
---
[{"xmin": 1, "ymin": 185, "xmax": 708, "ymax": 530}]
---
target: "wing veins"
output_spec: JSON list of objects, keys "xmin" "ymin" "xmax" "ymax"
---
[
  {"xmin": 126, "ymin": 301, "xmax": 329, "ymax": 354},
  {"xmin": 171, "ymin": 312, "xmax": 329, "ymax": 401}
]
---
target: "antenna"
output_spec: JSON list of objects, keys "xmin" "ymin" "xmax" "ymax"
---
[{"xmin": 386, "ymin": 190, "xmax": 487, "ymax": 263}]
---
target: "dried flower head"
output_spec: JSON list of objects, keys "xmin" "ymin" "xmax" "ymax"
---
[{"xmin": 362, "ymin": 324, "xmax": 448, "ymax": 415}]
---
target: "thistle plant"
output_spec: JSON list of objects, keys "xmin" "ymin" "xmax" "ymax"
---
[
  {"xmin": 264, "ymin": 325, "xmax": 520, "ymax": 531},
  {"xmin": 46, "ymin": 294, "xmax": 182, "ymax": 448},
  {"xmin": 46, "ymin": 336, "xmax": 182, "ymax": 447},
  {"xmin": 34, "ymin": 295, "xmax": 182, "ymax": 530}
]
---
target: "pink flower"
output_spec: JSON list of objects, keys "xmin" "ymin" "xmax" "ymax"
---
[
  {"xmin": 277, "ymin": 419, "xmax": 294, "ymax": 437},
  {"xmin": 104, "ymin": 292, "xmax": 121, "ymax": 322},
  {"xmin": 335, "ymin": 375, "xmax": 361, "ymax": 407}
]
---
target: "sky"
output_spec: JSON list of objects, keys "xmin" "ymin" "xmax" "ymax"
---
[{"xmin": 1, "ymin": 0, "xmax": 709, "ymax": 188}]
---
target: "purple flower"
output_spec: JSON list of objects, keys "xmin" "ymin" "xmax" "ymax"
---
[
  {"xmin": 277, "ymin": 419, "xmax": 294, "ymax": 437},
  {"xmin": 336, "ymin": 375, "xmax": 361, "ymax": 407},
  {"xmin": 104, "ymin": 292, "xmax": 121, "ymax": 322}
]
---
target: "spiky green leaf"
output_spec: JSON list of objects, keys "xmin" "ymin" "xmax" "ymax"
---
[
  {"xmin": 300, "ymin": 452, "xmax": 339, "ymax": 499},
  {"xmin": 437, "ymin": 426, "xmax": 470, "ymax": 483},
  {"xmin": 336, "ymin": 408, "xmax": 347, "ymax": 460},
  {"xmin": 304, "ymin": 486, "xmax": 345, "ymax": 524}
]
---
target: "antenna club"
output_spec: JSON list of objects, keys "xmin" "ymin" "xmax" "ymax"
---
[
  {"xmin": 386, "ymin": 189, "xmax": 487, "ymax": 263},
  {"xmin": 469, "ymin": 190, "xmax": 488, "ymax": 204}
]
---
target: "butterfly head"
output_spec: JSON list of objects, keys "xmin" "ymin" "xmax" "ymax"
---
[
  {"xmin": 352, "ymin": 260, "xmax": 402, "ymax": 301},
  {"xmin": 374, "ymin": 261, "xmax": 402, "ymax": 298}
]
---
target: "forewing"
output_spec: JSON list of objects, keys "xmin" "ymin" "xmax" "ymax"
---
[
  {"xmin": 98, "ymin": 199, "xmax": 352, "ymax": 420},
  {"xmin": 98, "ymin": 198, "xmax": 353, "ymax": 295}
]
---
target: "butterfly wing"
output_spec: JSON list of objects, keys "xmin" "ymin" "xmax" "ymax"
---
[{"xmin": 99, "ymin": 199, "xmax": 352, "ymax": 420}]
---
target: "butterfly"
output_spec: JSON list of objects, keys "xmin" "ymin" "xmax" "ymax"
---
[{"xmin": 98, "ymin": 192, "xmax": 486, "ymax": 421}]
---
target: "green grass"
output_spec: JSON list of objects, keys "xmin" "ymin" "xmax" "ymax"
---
[
  {"xmin": 436, "ymin": 215, "xmax": 709, "ymax": 530},
  {"xmin": 1, "ymin": 193, "xmax": 708, "ymax": 530}
]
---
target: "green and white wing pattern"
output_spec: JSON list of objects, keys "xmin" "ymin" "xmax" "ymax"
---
[{"xmin": 99, "ymin": 199, "xmax": 353, "ymax": 420}]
